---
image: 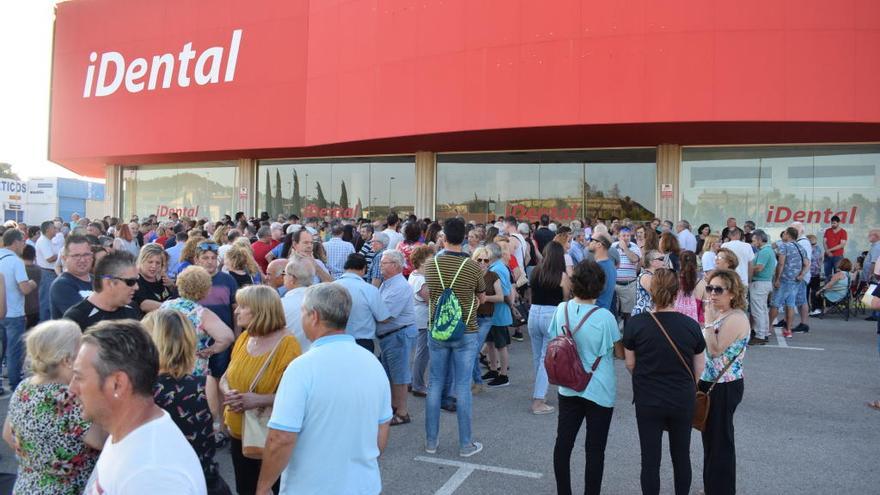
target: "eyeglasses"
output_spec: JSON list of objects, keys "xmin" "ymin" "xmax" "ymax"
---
[
  {"xmin": 476, "ymin": 258, "xmax": 490, "ymax": 263},
  {"xmin": 705, "ymin": 285, "xmax": 728, "ymax": 295},
  {"xmin": 68, "ymin": 253, "xmax": 94, "ymax": 260},
  {"xmin": 651, "ymin": 256, "xmax": 665, "ymax": 262},
  {"xmin": 102, "ymin": 276, "xmax": 139, "ymax": 287},
  {"xmin": 197, "ymin": 242, "xmax": 219, "ymax": 252}
]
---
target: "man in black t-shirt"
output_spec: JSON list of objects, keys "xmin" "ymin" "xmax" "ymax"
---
[
  {"xmin": 64, "ymin": 251, "xmax": 142, "ymax": 331},
  {"xmin": 50, "ymin": 235, "xmax": 95, "ymax": 318},
  {"xmin": 533, "ymin": 214, "xmax": 555, "ymax": 253}
]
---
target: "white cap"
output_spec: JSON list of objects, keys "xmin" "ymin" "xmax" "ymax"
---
[
  {"xmin": 286, "ymin": 224, "xmax": 302, "ymax": 235},
  {"xmin": 270, "ymin": 222, "xmax": 283, "ymax": 231}
]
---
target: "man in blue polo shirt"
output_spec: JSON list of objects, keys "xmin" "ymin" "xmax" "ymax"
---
[
  {"xmin": 257, "ymin": 283, "xmax": 391, "ymax": 495},
  {"xmin": 334, "ymin": 253, "xmax": 390, "ymax": 353}
]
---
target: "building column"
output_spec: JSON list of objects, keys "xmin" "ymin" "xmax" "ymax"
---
[
  {"xmin": 656, "ymin": 144, "xmax": 681, "ymax": 221},
  {"xmin": 238, "ymin": 158, "xmax": 257, "ymax": 216},
  {"xmin": 105, "ymin": 164, "xmax": 121, "ymax": 218},
  {"xmin": 414, "ymin": 151, "xmax": 436, "ymax": 219}
]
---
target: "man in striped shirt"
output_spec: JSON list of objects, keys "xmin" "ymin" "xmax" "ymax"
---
[
  {"xmin": 610, "ymin": 226, "xmax": 641, "ymax": 323},
  {"xmin": 422, "ymin": 217, "xmax": 486, "ymax": 457}
]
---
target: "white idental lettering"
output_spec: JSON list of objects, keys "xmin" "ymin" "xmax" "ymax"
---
[
  {"xmin": 82, "ymin": 29, "xmax": 243, "ymax": 98},
  {"xmin": 95, "ymin": 51, "xmax": 124, "ymax": 97}
]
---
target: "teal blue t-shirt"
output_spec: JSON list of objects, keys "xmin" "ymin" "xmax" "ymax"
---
[
  {"xmin": 546, "ymin": 301, "xmax": 620, "ymax": 407},
  {"xmin": 753, "ymin": 244, "xmax": 777, "ymax": 282}
]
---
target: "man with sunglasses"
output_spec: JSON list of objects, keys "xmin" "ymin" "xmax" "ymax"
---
[{"xmin": 63, "ymin": 251, "xmax": 142, "ymax": 331}]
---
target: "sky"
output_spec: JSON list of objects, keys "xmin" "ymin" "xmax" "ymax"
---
[{"xmin": 0, "ymin": 1, "xmax": 79, "ymax": 180}]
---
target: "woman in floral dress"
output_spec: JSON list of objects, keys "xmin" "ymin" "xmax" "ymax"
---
[{"xmin": 3, "ymin": 320, "xmax": 106, "ymax": 494}]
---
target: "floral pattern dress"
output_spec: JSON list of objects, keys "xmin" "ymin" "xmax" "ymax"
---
[
  {"xmin": 7, "ymin": 381, "xmax": 98, "ymax": 495},
  {"xmin": 631, "ymin": 272, "xmax": 653, "ymax": 316},
  {"xmin": 160, "ymin": 298, "xmax": 212, "ymax": 376},
  {"xmin": 701, "ymin": 336, "xmax": 748, "ymax": 383},
  {"xmin": 153, "ymin": 374, "xmax": 220, "ymax": 483}
]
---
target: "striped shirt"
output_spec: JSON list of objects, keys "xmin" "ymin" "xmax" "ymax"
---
[
  {"xmin": 611, "ymin": 241, "xmax": 641, "ymax": 282},
  {"xmin": 423, "ymin": 252, "xmax": 486, "ymax": 332}
]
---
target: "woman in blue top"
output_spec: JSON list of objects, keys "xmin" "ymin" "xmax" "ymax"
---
[
  {"xmin": 816, "ymin": 258, "xmax": 851, "ymax": 309},
  {"xmin": 548, "ymin": 260, "xmax": 623, "ymax": 495},
  {"xmin": 700, "ymin": 269, "xmax": 750, "ymax": 495}
]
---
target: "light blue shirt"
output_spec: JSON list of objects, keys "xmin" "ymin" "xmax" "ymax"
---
[
  {"xmin": 281, "ymin": 287, "xmax": 311, "ymax": 353},
  {"xmin": 488, "ymin": 260, "xmax": 513, "ymax": 326},
  {"xmin": 0, "ymin": 248, "xmax": 29, "ymax": 317},
  {"xmin": 334, "ymin": 272, "xmax": 390, "ymax": 340},
  {"xmin": 376, "ymin": 273, "xmax": 415, "ymax": 336},
  {"xmin": 569, "ymin": 240, "xmax": 586, "ymax": 264},
  {"xmin": 268, "ymin": 334, "xmax": 392, "ymax": 495},
  {"xmin": 324, "ymin": 237, "xmax": 355, "ymax": 279},
  {"xmin": 166, "ymin": 243, "xmax": 184, "ymax": 278},
  {"xmin": 546, "ymin": 301, "xmax": 621, "ymax": 407}
]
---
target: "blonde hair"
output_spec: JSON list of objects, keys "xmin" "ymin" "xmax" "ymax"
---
[
  {"xmin": 138, "ymin": 243, "xmax": 168, "ymax": 272},
  {"xmin": 143, "ymin": 309, "xmax": 196, "ymax": 379},
  {"xmin": 179, "ymin": 235, "xmax": 205, "ymax": 264},
  {"xmin": 26, "ymin": 320, "xmax": 81, "ymax": 378},
  {"xmin": 226, "ymin": 244, "xmax": 260, "ymax": 275},
  {"xmin": 700, "ymin": 233, "xmax": 720, "ymax": 256},
  {"xmin": 176, "ymin": 265, "xmax": 213, "ymax": 301},
  {"xmin": 232, "ymin": 236, "xmax": 252, "ymax": 250},
  {"xmin": 212, "ymin": 225, "xmax": 229, "ymax": 245},
  {"xmin": 235, "ymin": 285, "xmax": 286, "ymax": 336},
  {"xmin": 471, "ymin": 246, "xmax": 490, "ymax": 262}
]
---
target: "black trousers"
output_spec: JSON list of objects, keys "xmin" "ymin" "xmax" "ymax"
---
[
  {"xmin": 554, "ymin": 394, "xmax": 614, "ymax": 495},
  {"xmin": 356, "ymin": 338, "xmax": 375, "ymax": 354},
  {"xmin": 700, "ymin": 379, "xmax": 744, "ymax": 495},
  {"xmin": 635, "ymin": 405, "xmax": 693, "ymax": 495},
  {"xmin": 808, "ymin": 275, "xmax": 822, "ymax": 310},
  {"xmin": 229, "ymin": 437, "xmax": 279, "ymax": 495}
]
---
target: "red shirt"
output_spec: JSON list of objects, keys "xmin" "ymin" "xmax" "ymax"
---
[
  {"xmin": 823, "ymin": 227, "xmax": 847, "ymax": 257},
  {"xmin": 251, "ymin": 239, "xmax": 280, "ymax": 273}
]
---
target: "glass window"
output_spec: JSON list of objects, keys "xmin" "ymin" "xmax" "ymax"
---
[
  {"xmin": 257, "ymin": 156, "xmax": 415, "ymax": 220},
  {"xmin": 121, "ymin": 162, "xmax": 238, "ymax": 221},
  {"xmin": 681, "ymin": 145, "xmax": 880, "ymax": 258},
  {"xmin": 436, "ymin": 149, "xmax": 656, "ymax": 224}
]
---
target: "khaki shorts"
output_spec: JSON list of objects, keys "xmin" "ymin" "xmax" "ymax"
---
[{"xmin": 615, "ymin": 281, "xmax": 637, "ymax": 313}]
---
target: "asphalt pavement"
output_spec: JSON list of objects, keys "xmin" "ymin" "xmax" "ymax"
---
[{"xmin": 0, "ymin": 314, "xmax": 877, "ymax": 494}]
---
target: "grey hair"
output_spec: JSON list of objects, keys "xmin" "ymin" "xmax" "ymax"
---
[
  {"xmin": 381, "ymin": 249, "xmax": 406, "ymax": 267},
  {"xmin": 678, "ymin": 219, "xmax": 690, "ymax": 230},
  {"xmin": 302, "ymin": 283, "xmax": 351, "ymax": 330},
  {"xmin": 257, "ymin": 226, "xmax": 271, "ymax": 239},
  {"xmin": 286, "ymin": 256, "xmax": 316, "ymax": 286},
  {"xmin": 372, "ymin": 232, "xmax": 389, "ymax": 248},
  {"xmin": 82, "ymin": 320, "xmax": 159, "ymax": 397},
  {"xmin": 752, "ymin": 229, "xmax": 769, "ymax": 244},
  {"xmin": 484, "ymin": 242, "xmax": 503, "ymax": 261}
]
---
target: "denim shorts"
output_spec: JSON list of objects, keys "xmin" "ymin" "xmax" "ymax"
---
[
  {"xmin": 380, "ymin": 325, "xmax": 417, "ymax": 385},
  {"xmin": 794, "ymin": 280, "xmax": 808, "ymax": 306},
  {"xmin": 771, "ymin": 280, "xmax": 800, "ymax": 309}
]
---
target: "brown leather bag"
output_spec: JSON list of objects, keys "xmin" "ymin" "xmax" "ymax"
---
[{"xmin": 649, "ymin": 312, "xmax": 737, "ymax": 432}]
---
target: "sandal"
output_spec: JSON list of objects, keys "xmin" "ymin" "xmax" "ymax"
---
[
  {"xmin": 867, "ymin": 400, "xmax": 880, "ymax": 411},
  {"xmin": 390, "ymin": 413, "xmax": 412, "ymax": 426}
]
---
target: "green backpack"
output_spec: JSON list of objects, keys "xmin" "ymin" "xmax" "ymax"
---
[{"xmin": 430, "ymin": 257, "xmax": 475, "ymax": 342}]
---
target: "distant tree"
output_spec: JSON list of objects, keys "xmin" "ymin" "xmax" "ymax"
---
[
  {"xmin": 315, "ymin": 181, "xmax": 328, "ymax": 209},
  {"xmin": 339, "ymin": 181, "xmax": 349, "ymax": 209},
  {"xmin": 291, "ymin": 170, "xmax": 301, "ymax": 216},
  {"xmin": 0, "ymin": 163, "xmax": 21, "ymax": 180},
  {"xmin": 264, "ymin": 169, "xmax": 273, "ymax": 215},
  {"xmin": 275, "ymin": 169, "xmax": 283, "ymax": 215}
]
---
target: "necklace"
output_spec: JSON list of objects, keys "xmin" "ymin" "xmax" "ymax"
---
[{"xmin": 707, "ymin": 309, "xmax": 733, "ymax": 337}]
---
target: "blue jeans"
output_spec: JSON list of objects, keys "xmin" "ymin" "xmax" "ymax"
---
[
  {"xmin": 426, "ymin": 332, "xmax": 479, "ymax": 450},
  {"xmin": 824, "ymin": 255, "xmax": 842, "ymax": 281},
  {"xmin": 1, "ymin": 317, "xmax": 27, "ymax": 390},
  {"xmin": 38, "ymin": 269, "xmax": 57, "ymax": 322},
  {"xmin": 528, "ymin": 305, "xmax": 555, "ymax": 400},
  {"xmin": 471, "ymin": 317, "xmax": 493, "ymax": 384}
]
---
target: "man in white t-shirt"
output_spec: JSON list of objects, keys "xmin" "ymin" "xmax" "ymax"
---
[
  {"xmin": 721, "ymin": 228, "xmax": 755, "ymax": 288},
  {"xmin": 382, "ymin": 213, "xmax": 404, "ymax": 251},
  {"xmin": 257, "ymin": 283, "xmax": 392, "ymax": 495},
  {"xmin": 675, "ymin": 220, "xmax": 697, "ymax": 253},
  {"xmin": 72, "ymin": 320, "xmax": 206, "ymax": 495},
  {"xmin": 35, "ymin": 220, "xmax": 60, "ymax": 322}
]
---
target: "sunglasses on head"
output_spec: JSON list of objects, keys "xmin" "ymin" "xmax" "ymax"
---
[
  {"xmin": 197, "ymin": 242, "xmax": 219, "ymax": 252},
  {"xmin": 102, "ymin": 276, "xmax": 139, "ymax": 287},
  {"xmin": 705, "ymin": 285, "xmax": 728, "ymax": 295}
]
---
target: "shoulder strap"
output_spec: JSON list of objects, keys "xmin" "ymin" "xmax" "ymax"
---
[
  {"xmin": 649, "ymin": 312, "xmax": 697, "ymax": 388},
  {"xmin": 449, "ymin": 257, "xmax": 469, "ymax": 287},
  {"xmin": 569, "ymin": 305, "xmax": 599, "ymax": 337},
  {"xmin": 433, "ymin": 257, "xmax": 446, "ymax": 289},
  {"xmin": 247, "ymin": 336, "xmax": 285, "ymax": 393}
]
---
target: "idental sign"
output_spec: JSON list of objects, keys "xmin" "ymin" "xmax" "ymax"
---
[
  {"xmin": 156, "ymin": 205, "xmax": 200, "ymax": 218},
  {"xmin": 766, "ymin": 205, "xmax": 857, "ymax": 224},
  {"xmin": 83, "ymin": 29, "xmax": 242, "ymax": 98},
  {"xmin": 506, "ymin": 203, "xmax": 581, "ymax": 222},
  {"xmin": 302, "ymin": 204, "xmax": 362, "ymax": 219}
]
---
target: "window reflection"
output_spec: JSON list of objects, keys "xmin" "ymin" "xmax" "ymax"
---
[
  {"xmin": 436, "ymin": 150, "xmax": 656, "ymax": 224},
  {"xmin": 681, "ymin": 145, "xmax": 880, "ymax": 257},
  {"xmin": 258, "ymin": 157, "xmax": 415, "ymax": 220},
  {"xmin": 122, "ymin": 162, "xmax": 238, "ymax": 220}
]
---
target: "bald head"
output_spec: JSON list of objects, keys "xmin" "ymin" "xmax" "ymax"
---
[{"xmin": 266, "ymin": 258, "xmax": 288, "ymax": 289}]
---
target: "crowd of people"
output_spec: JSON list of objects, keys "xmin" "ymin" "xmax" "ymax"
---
[{"xmin": 0, "ymin": 209, "xmax": 875, "ymax": 495}]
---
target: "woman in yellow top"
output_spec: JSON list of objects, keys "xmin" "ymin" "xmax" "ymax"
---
[{"xmin": 221, "ymin": 285, "xmax": 301, "ymax": 495}]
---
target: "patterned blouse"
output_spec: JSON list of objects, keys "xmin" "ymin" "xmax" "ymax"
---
[
  {"xmin": 7, "ymin": 381, "xmax": 98, "ymax": 495},
  {"xmin": 153, "ymin": 374, "xmax": 218, "ymax": 480},
  {"xmin": 701, "ymin": 336, "xmax": 748, "ymax": 384},
  {"xmin": 631, "ymin": 272, "xmax": 653, "ymax": 316},
  {"xmin": 160, "ymin": 298, "xmax": 212, "ymax": 376}
]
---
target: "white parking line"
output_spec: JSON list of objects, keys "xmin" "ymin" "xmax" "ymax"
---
[
  {"xmin": 761, "ymin": 344, "xmax": 825, "ymax": 351},
  {"xmin": 774, "ymin": 327, "xmax": 789, "ymax": 347},
  {"xmin": 414, "ymin": 456, "xmax": 543, "ymax": 494}
]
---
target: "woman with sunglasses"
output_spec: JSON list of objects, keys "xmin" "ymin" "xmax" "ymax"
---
[
  {"xmin": 527, "ymin": 240, "xmax": 571, "ymax": 415},
  {"xmin": 471, "ymin": 245, "xmax": 504, "ymax": 393},
  {"xmin": 623, "ymin": 268, "xmax": 706, "ymax": 495},
  {"xmin": 631, "ymin": 250, "xmax": 669, "ymax": 316},
  {"xmin": 701, "ymin": 248, "xmax": 739, "ymax": 322},
  {"xmin": 699, "ymin": 269, "xmax": 749, "ymax": 495}
]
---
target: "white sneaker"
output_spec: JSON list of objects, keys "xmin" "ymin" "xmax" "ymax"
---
[
  {"xmin": 459, "ymin": 442, "xmax": 483, "ymax": 457},
  {"xmin": 810, "ymin": 309, "xmax": 822, "ymax": 316}
]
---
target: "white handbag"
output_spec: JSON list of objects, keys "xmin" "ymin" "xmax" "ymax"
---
[{"xmin": 241, "ymin": 339, "xmax": 283, "ymax": 460}]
